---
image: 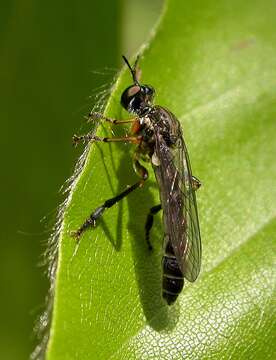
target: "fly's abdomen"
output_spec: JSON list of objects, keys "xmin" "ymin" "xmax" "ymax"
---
[{"xmin": 162, "ymin": 241, "xmax": 184, "ymax": 305}]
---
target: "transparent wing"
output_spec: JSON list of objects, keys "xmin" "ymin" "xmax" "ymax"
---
[{"xmin": 153, "ymin": 123, "xmax": 201, "ymax": 282}]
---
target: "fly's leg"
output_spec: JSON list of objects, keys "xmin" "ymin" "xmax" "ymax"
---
[
  {"xmin": 72, "ymin": 134, "xmax": 141, "ymax": 147},
  {"xmin": 71, "ymin": 180, "xmax": 145, "ymax": 240},
  {"xmin": 74, "ymin": 113, "xmax": 140, "ymax": 147},
  {"xmin": 87, "ymin": 111, "xmax": 137, "ymax": 125},
  {"xmin": 73, "ymin": 111, "xmax": 138, "ymax": 147},
  {"xmin": 191, "ymin": 176, "xmax": 201, "ymax": 191},
  {"xmin": 71, "ymin": 151, "xmax": 148, "ymax": 241},
  {"xmin": 145, "ymin": 204, "xmax": 162, "ymax": 251}
]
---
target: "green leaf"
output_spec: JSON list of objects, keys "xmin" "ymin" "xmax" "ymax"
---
[{"xmin": 46, "ymin": 0, "xmax": 276, "ymax": 359}]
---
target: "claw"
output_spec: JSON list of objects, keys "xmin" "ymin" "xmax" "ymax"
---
[
  {"xmin": 72, "ymin": 134, "xmax": 82, "ymax": 147},
  {"xmin": 87, "ymin": 111, "xmax": 102, "ymax": 122}
]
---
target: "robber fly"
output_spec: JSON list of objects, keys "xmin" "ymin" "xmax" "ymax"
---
[{"xmin": 72, "ymin": 56, "xmax": 201, "ymax": 305}]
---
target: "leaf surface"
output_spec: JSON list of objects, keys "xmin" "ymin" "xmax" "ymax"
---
[{"xmin": 47, "ymin": 1, "xmax": 276, "ymax": 359}]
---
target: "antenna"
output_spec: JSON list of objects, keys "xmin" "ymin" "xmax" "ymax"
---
[{"xmin": 122, "ymin": 55, "xmax": 140, "ymax": 85}]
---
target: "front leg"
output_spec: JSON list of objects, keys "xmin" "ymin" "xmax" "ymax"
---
[{"xmin": 87, "ymin": 111, "xmax": 137, "ymax": 125}]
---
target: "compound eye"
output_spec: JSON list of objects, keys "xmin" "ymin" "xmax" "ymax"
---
[
  {"xmin": 127, "ymin": 85, "xmax": 140, "ymax": 97},
  {"xmin": 121, "ymin": 85, "xmax": 141, "ymax": 111}
]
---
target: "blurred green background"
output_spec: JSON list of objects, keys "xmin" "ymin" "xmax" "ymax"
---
[{"xmin": 0, "ymin": 1, "xmax": 163, "ymax": 359}]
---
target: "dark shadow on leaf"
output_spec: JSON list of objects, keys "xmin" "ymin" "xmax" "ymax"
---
[
  {"xmin": 98, "ymin": 218, "xmax": 119, "ymax": 250},
  {"xmin": 93, "ymin": 122, "xmax": 179, "ymax": 330},
  {"xmin": 116, "ymin": 150, "xmax": 179, "ymax": 331},
  {"xmin": 95, "ymin": 143, "xmax": 115, "ymax": 195}
]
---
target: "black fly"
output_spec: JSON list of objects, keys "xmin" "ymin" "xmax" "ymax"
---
[{"xmin": 72, "ymin": 56, "xmax": 202, "ymax": 305}]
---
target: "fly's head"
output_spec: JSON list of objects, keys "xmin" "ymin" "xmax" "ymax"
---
[
  {"xmin": 121, "ymin": 55, "xmax": 155, "ymax": 116},
  {"xmin": 121, "ymin": 84, "xmax": 155, "ymax": 116}
]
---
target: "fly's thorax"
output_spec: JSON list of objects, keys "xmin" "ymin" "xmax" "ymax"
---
[
  {"xmin": 151, "ymin": 106, "xmax": 182, "ymax": 147},
  {"xmin": 131, "ymin": 116, "xmax": 155, "ymax": 161},
  {"xmin": 138, "ymin": 115, "xmax": 155, "ymax": 142},
  {"xmin": 140, "ymin": 114, "xmax": 154, "ymax": 129},
  {"xmin": 131, "ymin": 114, "xmax": 160, "ymax": 166}
]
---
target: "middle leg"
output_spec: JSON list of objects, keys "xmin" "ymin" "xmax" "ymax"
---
[
  {"xmin": 144, "ymin": 204, "xmax": 162, "ymax": 250},
  {"xmin": 72, "ymin": 133, "xmax": 142, "ymax": 147}
]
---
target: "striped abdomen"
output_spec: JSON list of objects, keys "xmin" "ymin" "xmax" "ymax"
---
[{"xmin": 162, "ymin": 241, "xmax": 184, "ymax": 305}]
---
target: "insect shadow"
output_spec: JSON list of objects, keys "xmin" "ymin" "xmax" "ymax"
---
[
  {"xmin": 93, "ymin": 142, "xmax": 123, "ymax": 251},
  {"xmin": 102, "ymin": 140, "xmax": 179, "ymax": 331},
  {"xmin": 76, "ymin": 104, "xmax": 182, "ymax": 329}
]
